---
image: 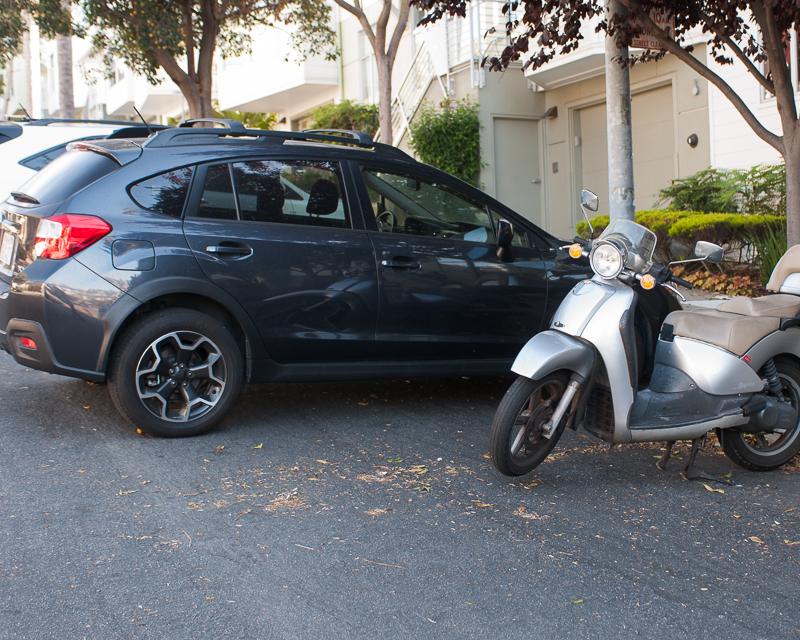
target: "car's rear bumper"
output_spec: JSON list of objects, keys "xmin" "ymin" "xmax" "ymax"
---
[{"xmin": 0, "ymin": 260, "xmax": 128, "ymax": 382}]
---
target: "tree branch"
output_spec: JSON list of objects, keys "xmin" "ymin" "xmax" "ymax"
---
[
  {"xmin": 332, "ymin": 0, "xmax": 375, "ymax": 49},
  {"xmin": 755, "ymin": 0, "xmax": 798, "ymax": 123},
  {"xmin": 619, "ymin": 0, "xmax": 783, "ymax": 152},
  {"xmin": 387, "ymin": 0, "xmax": 410, "ymax": 64},
  {"xmin": 374, "ymin": 0, "xmax": 392, "ymax": 54}
]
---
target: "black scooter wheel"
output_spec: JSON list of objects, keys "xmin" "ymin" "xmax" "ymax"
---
[
  {"xmin": 489, "ymin": 374, "xmax": 569, "ymax": 476},
  {"xmin": 721, "ymin": 358, "xmax": 800, "ymax": 471}
]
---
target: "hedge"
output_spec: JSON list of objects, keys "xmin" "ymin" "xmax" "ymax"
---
[{"xmin": 576, "ymin": 210, "xmax": 784, "ymax": 261}]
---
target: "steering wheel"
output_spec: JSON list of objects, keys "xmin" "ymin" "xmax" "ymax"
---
[{"xmin": 376, "ymin": 209, "xmax": 397, "ymax": 232}]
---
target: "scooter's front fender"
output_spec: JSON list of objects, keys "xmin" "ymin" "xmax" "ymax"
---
[{"xmin": 511, "ymin": 330, "xmax": 596, "ymax": 382}]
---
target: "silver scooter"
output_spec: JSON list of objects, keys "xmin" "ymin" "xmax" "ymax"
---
[{"xmin": 490, "ymin": 189, "xmax": 800, "ymax": 477}]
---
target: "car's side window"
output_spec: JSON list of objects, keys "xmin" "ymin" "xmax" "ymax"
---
[
  {"xmin": 362, "ymin": 167, "xmax": 496, "ymax": 244},
  {"xmin": 195, "ymin": 164, "xmax": 237, "ymax": 220},
  {"xmin": 232, "ymin": 159, "xmax": 349, "ymax": 228},
  {"xmin": 129, "ymin": 166, "xmax": 195, "ymax": 218}
]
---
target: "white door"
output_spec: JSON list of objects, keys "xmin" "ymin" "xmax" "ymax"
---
[
  {"xmin": 493, "ymin": 117, "xmax": 542, "ymax": 227},
  {"xmin": 577, "ymin": 84, "xmax": 676, "ymax": 215}
]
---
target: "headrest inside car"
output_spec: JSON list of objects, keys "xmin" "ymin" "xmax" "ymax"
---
[{"xmin": 306, "ymin": 179, "xmax": 339, "ymax": 216}]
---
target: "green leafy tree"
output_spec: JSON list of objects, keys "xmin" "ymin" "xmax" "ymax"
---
[
  {"xmin": 409, "ymin": 100, "xmax": 480, "ymax": 185},
  {"xmin": 82, "ymin": 0, "xmax": 335, "ymax": 118},
  {"xmin": 309, "ymin": 100, "xmax": 379, "ymax": 136},
  {"xmin": 414, "ymin": 0, "xmax": 800, "ymax": 245}
]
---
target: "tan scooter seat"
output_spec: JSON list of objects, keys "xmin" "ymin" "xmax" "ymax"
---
[
  {"xmin": 664, "ymin": 309, "xmax": 781, "ymax": 355},
  {"xmin": 663, "ymin": 244, "xmax": 800, "ymax": 355}
]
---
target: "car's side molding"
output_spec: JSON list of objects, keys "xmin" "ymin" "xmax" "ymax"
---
[{"xmin": 96, "ymin": 276, "xmax": 267, "ymax": 376}]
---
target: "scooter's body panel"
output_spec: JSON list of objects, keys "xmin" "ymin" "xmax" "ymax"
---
[
  {"xmin": 662, "ymin": 337, "xmax": 763, "ymax": 395},
  {"xmin": 511, "ymin": 330, "xmax": 595, "ymax": 381}
]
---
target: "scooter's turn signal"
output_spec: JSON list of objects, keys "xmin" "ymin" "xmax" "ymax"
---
[
  {"xmin": 568, "ymin": 243, "xmax": 583, "ymax": 259},
  {"xmin": 640, "ymin": 273, "xmax": 656, "ymax": 290}
]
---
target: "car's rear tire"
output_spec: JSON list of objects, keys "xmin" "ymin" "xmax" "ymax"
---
[{"xmin": 108, "ymin": 308, "xmax": 244, "ymax": 437}]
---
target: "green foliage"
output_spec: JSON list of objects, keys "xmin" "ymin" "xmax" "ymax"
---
[
  {"xmin": 0, "ymin": 0, "xmax": 73, "ymax": 61},
  {"xmin": 168, "ymin": 107, "xmax": 277, "ymax": 130},
  {"xmin": 82, "ymin": 0, "xmax": 335, "ymax": 93},
  {"xmin": 409, "ymin": 100, "xmax": 480, "ymax": 186},
  {"xmin": 657, "ymin": 164, "xmax": 786, "ymax": 215},
  {"xmin": 577, "ymin": 209, "xmax": 784, "ymax": 262},
  {"xmin": 309, "ymin": 100, "xmax": 379, "ymax": 137},
  {"xmin": 750, "ymin": 223, "xmax": 788, "ymax": 285}
]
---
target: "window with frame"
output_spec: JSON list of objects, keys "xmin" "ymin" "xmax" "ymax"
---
[
  {"xmin": 129, "ymin": 165, "xmax": 194, "ymax": 218},
  {"xmin": 194, "ymin": 163, "xmax": 237, "ymax": 220},
  {"xmin": 362, "ymin": 167, "xmax": 497, "ymax": 244},
  {"xmin": 232, "ymin": 159, "xmax": 349, "ymax": 228}
]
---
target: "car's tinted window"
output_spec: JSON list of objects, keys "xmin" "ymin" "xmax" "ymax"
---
[
  {"xmin": 232, "ymin": 159, "xmax": 349, "ymax": 228},
  {"xmin": 19, "ymin": 145, "xmax": 68, "ymax": 170},
  {"xmin": 12, "ymin": 149, "xmax": 118, "ymax": 205},
  {"xmin": 193, "ymin": 164, "xmax": 237, "ymax": 220},
  {"xmin": 129, "ymin": 166, "xmax": 194, "ymax": 218},
  {"xmin": 362, "ymin": 168, "xmax": 496, "ymax": 243}
]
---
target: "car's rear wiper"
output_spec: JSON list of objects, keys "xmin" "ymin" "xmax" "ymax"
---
[{"xmin": 10, "ymin": 192, "xmax": 40, "ymax": 205}]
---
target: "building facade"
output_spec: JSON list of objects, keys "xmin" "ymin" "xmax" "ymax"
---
[{"xmin": 0, "ymin": 2, "xmax": 785, "ymax": 239}]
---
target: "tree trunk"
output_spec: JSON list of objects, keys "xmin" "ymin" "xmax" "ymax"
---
[
  {"xmin": 377, "ymin": 54, "xmax": 393, "ymax": 145},
  {"xmin": 56, "ymin": 34, "xmax": 75, "ymax": 118},
  {"xmin": 785, "ymin": 133, "xmax": 800, "ymax": 246}
]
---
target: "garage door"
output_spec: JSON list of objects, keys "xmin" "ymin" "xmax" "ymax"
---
[{"xmin": 577, "ymin": 84, "xmax": 675, "ymax": 216}]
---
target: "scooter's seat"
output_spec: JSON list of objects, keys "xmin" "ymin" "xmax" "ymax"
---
[
  {"xmin": 716, "ymin": 294, "xmax": 800, "ymax": 317},
  {"xmin": 663, "ymin": 308, "xmax": 780, "ymax": 355}
]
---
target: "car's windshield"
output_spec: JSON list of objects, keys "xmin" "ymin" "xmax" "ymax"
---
[{"xmin": 597, "ymin": 219, "xmax": 656, "ymax": 273}]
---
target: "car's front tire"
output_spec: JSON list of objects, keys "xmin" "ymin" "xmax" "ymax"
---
[{"xmin": 108, "ymin": 308, "xmax": 244, "ymax": 437}]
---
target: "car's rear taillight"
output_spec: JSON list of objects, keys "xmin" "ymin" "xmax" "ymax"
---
[{"xmin": 34, "ymin": 214, "xmax": 112, "ymax": 260}]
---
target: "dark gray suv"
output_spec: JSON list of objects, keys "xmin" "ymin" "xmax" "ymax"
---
[{"xmin": 0, "ymin": 120, "xmax": 675, "ymax": 436}]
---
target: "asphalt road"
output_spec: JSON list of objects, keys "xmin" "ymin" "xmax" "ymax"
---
[{"xmin": 0, "ymin": 351, "xmax": 798, "ymax": 640}]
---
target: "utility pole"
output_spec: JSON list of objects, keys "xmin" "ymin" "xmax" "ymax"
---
[{"xmin": 604, "ymin": 0, "xmax": 635, "ymax": 220}]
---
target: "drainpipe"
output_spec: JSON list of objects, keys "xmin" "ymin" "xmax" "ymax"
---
[{"xmin": 604, "ymin": 0, "xmax": 635, "ymax": 220}]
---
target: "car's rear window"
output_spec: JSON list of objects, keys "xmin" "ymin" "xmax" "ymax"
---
[
  {"xmin": 129, "ymin": 166, "xmax": 194, "ymax": 218},
  {"xmin": 12, "ymin": 149, "xmax": 118, "ymax": 205}
]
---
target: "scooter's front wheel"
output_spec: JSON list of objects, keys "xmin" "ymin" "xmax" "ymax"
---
[{"xmin": 490, "ymin": 374, "xmax": 569, "ymax": 476}]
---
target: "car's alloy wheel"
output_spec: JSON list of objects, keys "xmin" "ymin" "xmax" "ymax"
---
[
  {"xmin": 136, "ymin": 331, "xmax": 227, "ymax": 423},
  {"xmin": 108, "ymin": 308, "xmax": 244, "ymax": 437}
]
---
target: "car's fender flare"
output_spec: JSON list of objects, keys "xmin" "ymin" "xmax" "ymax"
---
[{"xmin": 96, "ymin": 276, "xmax": 266, "ymax": 374}]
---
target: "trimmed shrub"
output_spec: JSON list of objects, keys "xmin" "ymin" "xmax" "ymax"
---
[
  {"xmin": 309, "ymin": 100, "xmax": 379, "ymax": 137},
  {"xmin": 409, "ymin": 100, "xmax": 481, "ymax": 186},
  {"xmin": 576, "ymin": 210, "xmax": 784, "ymax": 262}
]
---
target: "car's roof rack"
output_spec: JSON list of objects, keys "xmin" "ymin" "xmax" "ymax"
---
[
  {"xmin": 24, "ymin": 117, "xmax": 151, "ymax": 127},
  {"xmin": 146, "ymin": 118, "xmax": 411, "ymax": 160}
]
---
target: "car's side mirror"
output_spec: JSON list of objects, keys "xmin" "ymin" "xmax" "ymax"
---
[
  {"xmin": 580, "ymin": 189, "xmax": 599, "ymax": 212},
  {"xmin": 497, "ymin": 218, "xmax": 514, "ymax": 262},
  {"xmin": 694, "ymin": 240, "xmax": 724, "ymax": 263}
]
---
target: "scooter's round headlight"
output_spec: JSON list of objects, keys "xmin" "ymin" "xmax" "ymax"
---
[{"xmin": 590, "ymin": 242, "xmax": 624, "ymax": 278}]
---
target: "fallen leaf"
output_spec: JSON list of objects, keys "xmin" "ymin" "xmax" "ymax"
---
[
  {"xmin": 472, "ymin": 501, "xmax": 493, "ymax": 509},
  {"xmin": 748, "ymin": 535, "xmax": 764, "ymax": 544},
  {"xmin": 187, "ymin": 502, "xmax": 203, "ymax": 511},
  {"xmin": 364, "ymin": 508, "xmax": 389, "ymax": 517},
  {"xmin": 213, "ymin": 445, "xmax": 225, "ymax": 455},
  {"xmin": 82, "ymin": 404, "xmax": 91, "ymax": 410},
  {"xmin": 315, "ymin": 459, "xmax": 330, "ymax": 465},
  {"xmin": 116, "ymin": 489, "xmax": 138, "ymax": 496},
  {"xmin": 135, "ymin": 427, "xmax": 145, "ymax": 436},
  {"xmin": 386, "ymin": 456, "xmax": 403, "ymax": 464},
  {"xmin": 572, "ymin": 599, "xmax": 584, "ymax": 605},
  {"xmin": 357, "ymin": 401, "xmax": 369, "ymax": 406},
  {"xmin": 733, "ymin": 514, "xmax": 742, "ymax": 519},
  {"xmin": 784, "ymin": 539, "xmax": 800, "ymax": 546},
  {"xmin": 253, "ymin": 443, "xmax": 264, "ymax": 449},
  {"xmin": 703, "ymin": 483, "xmax": 725, "ymax": 494},
  {"xmin": 407, "ymin": 464, "xmax": 428, "ymax": 475}
]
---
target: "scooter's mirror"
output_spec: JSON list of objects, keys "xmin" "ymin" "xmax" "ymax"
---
[
  {"xmin": 580, "ymin": 189, "xmax": 599, "ymax": 212},
  {"xmin": 694, "ymin": 240, "xmax": 724, "ymax": 263}
]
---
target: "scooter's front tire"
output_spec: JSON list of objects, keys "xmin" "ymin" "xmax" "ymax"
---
[{"xmin": 489, "ymin": 374, "xmax": 569, "ymax": 476}]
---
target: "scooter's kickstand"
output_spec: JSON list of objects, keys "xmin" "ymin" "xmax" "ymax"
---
[
  {"xmin": 656, "ymin": 441, "xmax": 675, "ymax": 471},
  {"xmin": 682, "ymin": 436, "xmax": 732, "ymax": 485}
]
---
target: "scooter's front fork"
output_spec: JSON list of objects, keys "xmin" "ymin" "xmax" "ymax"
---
[{"xmin": 541, "ymin": 374, "xmax": 584, "ymax": 438}]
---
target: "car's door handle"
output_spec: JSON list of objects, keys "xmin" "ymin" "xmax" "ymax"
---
[
  {"xmin": 380, "ymin": 256, "xmax": 421, "ymax": 270},
  {"xmin": 205, "ymin": 243, "xmax": 252, "ymax": 258}
]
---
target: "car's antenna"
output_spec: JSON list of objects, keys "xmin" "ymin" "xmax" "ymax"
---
[
  {"xmin": 132, "ymin": 106, "xmax": 153, "ymax": 135},
  {"xmin": 17, "ymin": 103, "xmax": 33, "ymax": 121}
]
